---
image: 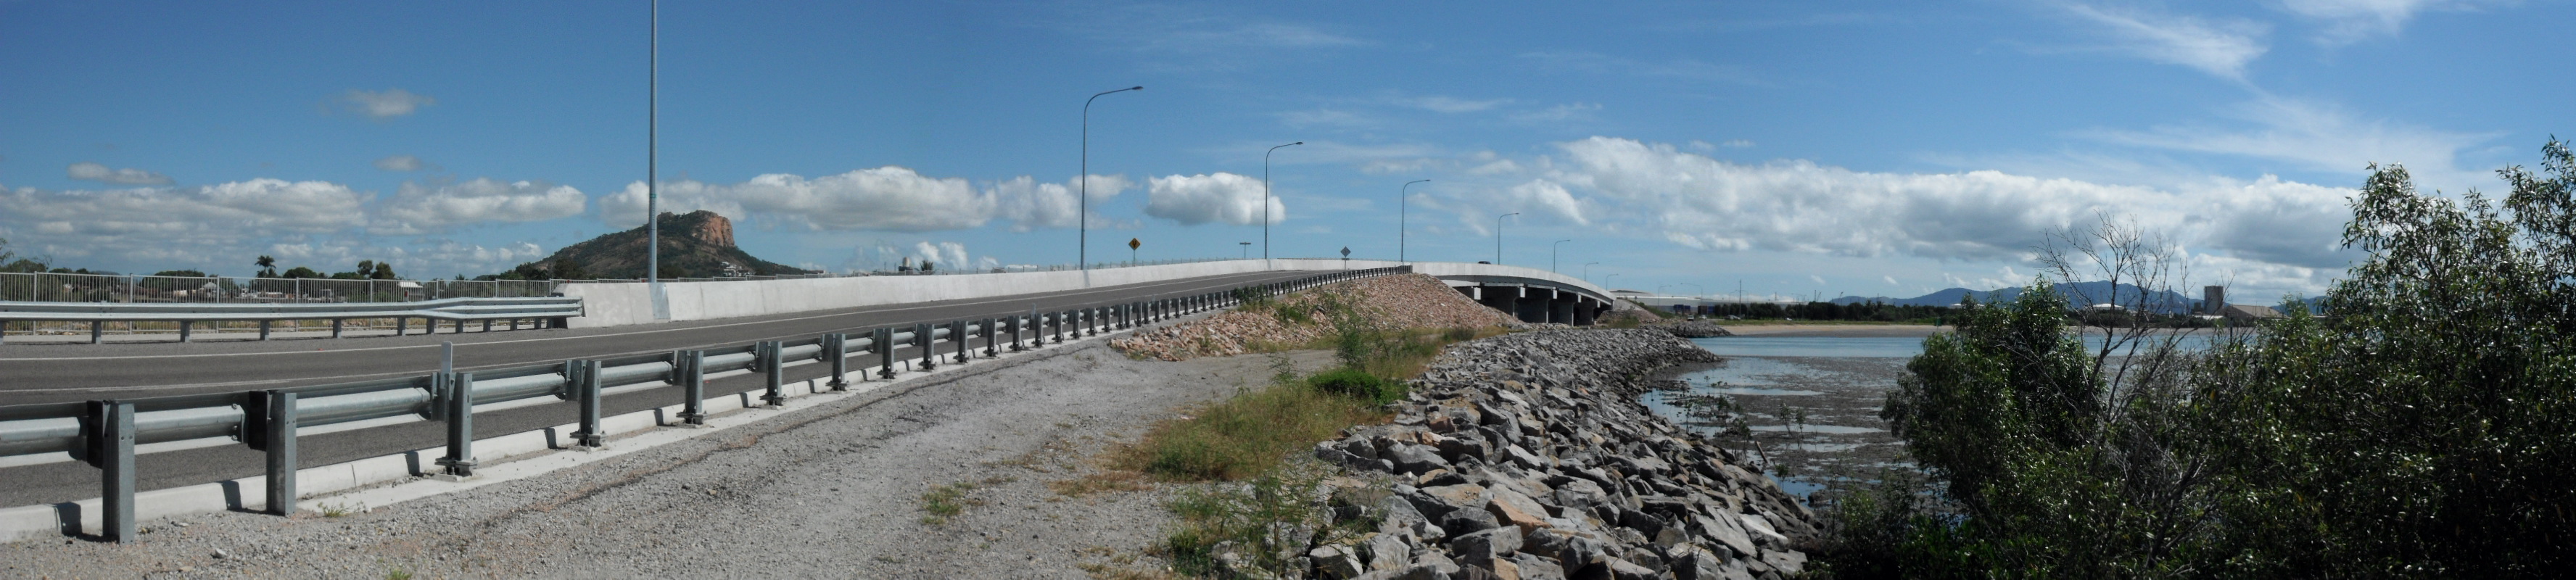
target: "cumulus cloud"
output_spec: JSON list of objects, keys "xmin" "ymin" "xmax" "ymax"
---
[
  {"xmin": 373, "ymin": 154, "xmax": 434, "ymax": 172},
  {"xmin": 2054, "ymin": 1, "xmax": 2270, "ymax": 80},
  {"xmin": 600, "ymin": 167, "xmax": 1131, "ymax": 233},
  {"xmin": 1429, "ymin": 136, "xmax": 2361, "ymax": 293},
  {"xmin": 912, "ymin": 241, "xmax": 970, "ymax": 270},
  {"xmin": 337, "ymin": 88, "xmax": 436, "ymax": 119},
  {"xmin": 0, "ymin": 179, "xmax": 368, "ymax": 270},
  {"xmin": 373, "ymin": 178, "xmax": 587, "ymax": 234},
  {"xmin": 66, "ymin": 162, "xmax": 173, "ymax": 185},
  {"xmin": 1146, "ymin": 173, "xmax": 1284, "ymax": 225}
]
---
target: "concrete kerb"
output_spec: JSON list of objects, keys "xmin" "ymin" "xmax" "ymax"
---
[{"xmin": 0, "ymin": 299, "xmax": 1239, "ymax": 543}]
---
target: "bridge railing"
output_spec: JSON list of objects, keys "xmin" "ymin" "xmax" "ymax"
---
[
  {"xmin": 0, "ymin": 265, "xmax": 1412, "ymax": 542},
  {"xmin": 0, "ymin": 297, "xmax": 585, "ymax": 344}
]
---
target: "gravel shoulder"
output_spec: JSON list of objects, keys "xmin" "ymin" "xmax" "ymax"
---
[{"xmin": 4, "ymin": 341, "xmax": 1338, "ymax": 579}]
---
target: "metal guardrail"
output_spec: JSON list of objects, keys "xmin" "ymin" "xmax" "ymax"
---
[
  {"xmin": 0, "ymin": 297, "xmax": 585, "ymax": 344},
  {"xmin": 0, "ymin": 265, "xmax": 1412, "ymax": 542}
]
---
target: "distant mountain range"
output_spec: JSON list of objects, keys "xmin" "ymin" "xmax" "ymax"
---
[{"xmin": 1829, "ymin": 282, "xmax": 2324, "ymax": 314}]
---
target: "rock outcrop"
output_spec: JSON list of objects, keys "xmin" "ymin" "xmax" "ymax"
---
[
  {"xmin": 507, "ymin": 210, "xmax": 814, "ymax": 279},
  {"xmin": 1300, "ymin": 329, "xmax": 1815, "ymax": 579}
]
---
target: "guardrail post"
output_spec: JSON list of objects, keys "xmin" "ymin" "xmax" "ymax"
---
[
  {"xmin": 91, "ymin": 400, "xmax": 137, "ymax": 543},
  {"xmin": 1086, "ymin": 308, "xmax": 1101, "ymax": 336},
  {"xmin": 875, "ymin": 328, "xmax": 896, "ymax": 379},
  {"xmin": 482, "ymin": 320, "xmax": 492, "ymax": 333},
  {"xmin": 949, "ymin": 320, "xmax": 969, "ymax": 364},
  {"xmin": 436, "ymin": 372, "xmax": 476, "ymax": 478},
  {"xmin": 454, "ymin": 319, "xmax": 464, "ymax": 334},
  {"xmin": 916, "ymin": 323, "xmax": 937, "ymax": 370},
  {"xmin": 257, "ymin": 320, "xmax": 272, "ymax": 341},
  {"xmin": 575, "ymin": 360, "xmax": 605, "ymax": 447},
  {"xmin": 332, "ymin": 318, "xmax": 344, "ymax": 339},
  {"xmin": 1050, "ymin": 311, "xmax": 1064, "ymax": 344},
  {"xmin": 178, "ymin": 320, "xmax": 191, "ymax": 342},
  {"xmin": 1010, "ymin": 312, "xmax": 1027, "ymax": 352},
  {"xmin": 760, "ymin": 341, "xmax": 786, "ymax": 407},
  {"xmin": 265, "ymin": 392, "xmax": 298, "ymax": 515},
  {"xmin": 826, "ymin": 334, "xmax": 849, "ymax": 391},
  {"xmin": 396, "ymin": 317, "xmax": 408, "ymax": 336},
  {"xmin": 680, "ymin": 348, "xmax": 711, "ymax": 425},
  {"xmin": 981, "ymin": 318, "xmax": 999, "ymax": 357}
]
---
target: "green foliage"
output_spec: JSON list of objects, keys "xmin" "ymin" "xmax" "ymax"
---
[
  {"xmin": 1124, "ymin": 371, "xmax": 1390, "ymax": 482},
  {"xmin": 150, "ymin": 270, "xmax": 209, "ymax": 278},
  {"xmin": 1162, "ymin": 461, "xmax": 1336, "ymax": 577},
  {"xmin": 279, "ymin": 266, "xmax": 322, "ymax": 279},
  {"xmin": 1831, "ymin": 141, "xmax": 2576, "ymax": 577},
  {"xmin": 1308, "ymin": 368, "xmax": 1405, "ymax": 405}
]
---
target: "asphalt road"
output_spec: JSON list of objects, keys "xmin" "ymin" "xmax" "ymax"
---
[{"xmin": 0, "ymin": 269, "xmax": 1321, "ymax": 507}]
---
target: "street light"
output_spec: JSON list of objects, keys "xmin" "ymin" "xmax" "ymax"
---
[
  {"xmin": 1582, "ymin": 262, "xmax": 1599, "ymax": 281},
  {"xmin": 1239, "ymin": 241, "xmax": 1250, "ymax": 259},
  {"xmin": 645, "ymin": 0, "xmax": 664, "ymax": 318},
  {"xmin": 1551, "ymin": 239, "xmax": 1572, "ymax": 273},
  {"xmin": 1263, "ymin": 141, "xmax": 1302, "ymax": 262},
  {"xmin": 1081, "ymin": 86, "xmax": 1143, "ymax": 286},
  {"xmin": 1603, "ymin": 273, "xmax": 1620, "ymax": 289},
  {"xmin": 1495, "ymin": 212, "xmax": 1519, "ymax": 265},
  {"xmin": 1400, "ymin": 179, "xmax": 1429, "ymax": 262}
]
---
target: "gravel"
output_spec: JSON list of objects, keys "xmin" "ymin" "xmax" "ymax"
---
[
  {"xmin": 1112, "ymin": 274, "xmax": 1519, "ymax": 361},
  {"xmin": 2, "ymin": 341, "xmax": 1342, "ymax": 579}
]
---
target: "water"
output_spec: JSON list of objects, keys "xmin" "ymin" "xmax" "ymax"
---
[{"xmin": 1688, "ymin": 331, "xmax": 2230, "ymax": 359}]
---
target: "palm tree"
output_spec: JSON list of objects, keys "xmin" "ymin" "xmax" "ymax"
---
[{"xmin": 255, "ymin": 255, "xmax": 278, "ymax": 278}]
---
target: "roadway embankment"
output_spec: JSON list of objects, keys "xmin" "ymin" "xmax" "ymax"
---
[
  {"xmin": 1110, "ymin": 273, "xmax": 1520, "ymax": 360},
  {"xmin": 1294, "ymin": 328, "xmax": 1818, "ymax": 579}
]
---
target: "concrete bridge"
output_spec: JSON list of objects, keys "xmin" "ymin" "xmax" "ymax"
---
[{"xmin": 559, "ymin": 259, "xmax": 1616, "ymax": 328}]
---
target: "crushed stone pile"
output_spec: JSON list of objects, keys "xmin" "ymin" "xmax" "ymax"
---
[
  {"xmin": 1111, "ymin": 273, "xmax": 1520, "ymax": 361},
  {"xmin": 1296, "ymin": 328, "xmax": 1816, "ymax": 580}
]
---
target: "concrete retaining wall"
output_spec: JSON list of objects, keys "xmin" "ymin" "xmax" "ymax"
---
[{"xmin": 561, "ymin": 260, "xmax": 1611, "ymax": 328}]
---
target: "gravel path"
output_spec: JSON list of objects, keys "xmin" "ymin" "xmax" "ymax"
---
[{"xmin": 4, "ymin": 342, "xmax": 1337, "ymax": 579}]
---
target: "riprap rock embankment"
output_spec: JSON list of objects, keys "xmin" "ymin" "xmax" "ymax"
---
[{"xmin": 1307, "ymin": 328, "xmax": 1814, "ymax": 580}]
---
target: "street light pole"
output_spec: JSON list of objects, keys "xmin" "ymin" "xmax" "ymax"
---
[
  {"xmin": 1582, "ymin": 262, "xmax": 1599, "ymax": 281},
  {"xmin": 1081, "ymin": 86, "xmax": 1143, "ymax": 287},
  {"xmin": 646, "ymin": 0, "xmax": 665, "ymax": 319},
  {"xmin": 1400, "ymin": 179, "xmax": 1428, "ymax": 262},
  {"xmin": 1603, "ymin": 273, "xmax": 1619, "ymax": 289},
  {"xmin": 1494, "ymin": 212, "xmax": 1519, "ymax": 265},
  {"xmin": 1551, "ymin": 239, "xmax": 1571, "ymax": 273},
  {"xmin": 1263, "ymin": 141, "xmax": 1301, "ymax": 262},
  {"xmin": 1239, "ymin": 241, "xmax": 1250, "ymax": 259}
]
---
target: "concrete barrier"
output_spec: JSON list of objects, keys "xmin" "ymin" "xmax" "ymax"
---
[{"xmin": 561, "ymin": 260, "xmax": 1613, "ymax": 328}]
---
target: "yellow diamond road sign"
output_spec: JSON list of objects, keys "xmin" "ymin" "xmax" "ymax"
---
[{"xmin": 1128, "ymin": 238, "xmax": 1140, "ymax": 250}]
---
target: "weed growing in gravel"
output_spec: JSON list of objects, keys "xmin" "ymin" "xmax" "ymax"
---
[
  {"xmin": 384, "ymin": 567, "xmax": 413, "ymax": 580},
  {"xmin": 1159, "ymin": 460, "xmax": 1336, "ymax": 576},
  {"xmin": 317, "ymin": 501, "xmax": 366, "ymax": 518},
  {"xmin": 1120, "ymin": 375, "xmax": 1388, "ymax": 481},
  {"xmin": 1052, "ymin": 471, "xmax": 1154, "ymax": 497},
  {"xmin": 918, "ymin": 481, "xmax": 983, "ymax": 525}
]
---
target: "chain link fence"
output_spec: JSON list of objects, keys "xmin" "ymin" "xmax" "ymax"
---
[{"xmin": 1, "ymin": 273, "xmax": 562, "ymax": 339}]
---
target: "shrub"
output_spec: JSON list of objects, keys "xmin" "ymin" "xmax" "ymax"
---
[{"xmin": 1308, "ymin": 368, "xmax": 1405, "ymax": 405}]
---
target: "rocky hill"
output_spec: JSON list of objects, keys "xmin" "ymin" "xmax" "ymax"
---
[{"xmin": 508, "ymin": 210, "xmax": 814, "ymax": 279}]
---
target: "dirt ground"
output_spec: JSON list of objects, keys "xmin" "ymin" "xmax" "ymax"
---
[{"xmin": 3, "ymin": 343, "xmax": 1338, "ymax": 579}]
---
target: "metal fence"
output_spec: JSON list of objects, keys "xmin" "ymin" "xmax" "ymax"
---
[
  {"xmin": 0, "ymin": 272, "xmax": 561, "ymax": 304},
  {"xmin": 0, "ymin": 266, "xmax": 1412, "ymax": 542}
]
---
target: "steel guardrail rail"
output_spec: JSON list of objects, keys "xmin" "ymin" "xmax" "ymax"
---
[
  {"xmin": 0, "ymin": 265, "xmax": 1417, "ymax": 542},
  {"xmin": 0, "ymin": 296, "xmax": 585, "ymax": 344}
]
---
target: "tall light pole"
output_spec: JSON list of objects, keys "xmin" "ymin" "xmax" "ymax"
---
[
  {"xmin": 1603, "ymin": 273, "xmax": 1619, "ymax": 289},
  {"xmin": 1081, "ymin": 86, "xmax": 1143, "ymax": 287},
  {"xmin": 1551, "ymin": 239, "xmax": 1572, "ymax": 273},
  {"xmin": 1582, "ymin": 262, "xmax": 1599, "ymax": 281},
  {"xmin": 1400, "ymin": 179, "xmax": 1428, "ymax": 262},
  {"xmin": 646, "ymin": 0, "xmax": 665, "ymax": 319},
  {"xmin": 1239, "ymin": 241, "xmax": 1250, "ymax": 259},
  {"xmin": 1494, "ymin": 212, "xmax": 1519, "ymax": 265},
  {"xmin": 1263, "ymin": 141, "xmax": 1301, "ymax": 262}
]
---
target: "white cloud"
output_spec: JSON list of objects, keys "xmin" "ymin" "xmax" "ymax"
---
[
  {"xmin": 1146, "ymin": 173, "xmax": 1284, "ymax": 225},
  {"xmin": 1810, "ymin": 274, "xmax": 1828, "ymax": 286},
  {"xmin": 2054, "ymin": 1, "xmax": 2270, "ymax": 80},
  {"xmin": 373, "ymin": 155, "xmax": 433, "ymax": 172},
  {"xmin": 66, "ymin": 162, "xmax": 173, "ymax": 185},
  {"xmin": 338, "ymin": 88, "xmax": 437, "ymax": 119},
  {"xmin": 2276, "ymin": 0, "xmax": 2493, "ymax": 45},
  {"xmin": 600, "ymin": 167, "xmax": 1131, "ymax": 232},
  {"xmin": 2086, "ymin": 96, "xmax": 2501, "ymax": 190},
  {"xmin": 1722, "ymin": 139, "xmax": 1756, "ymax": 149},
  {"xmin": 373, "ymin": 178, "xmax": 587, "ymax": 234},
  {"xmin": 1398, "ymin": 95, "xmax": 1508, "ymax": 114},
  {"xmin": 1427, "ymin": 137, "xmax": 2359, "ymax": 293},
  {"xmin": 1884, "ymin": 276, "xmax": 1901, "ymax": 286},
  {"xmin": 1512, "ymin": 102, "xmax": 1603, "ymax": 123},
  {"xmin": 912, "ymin": 241, "xmax": 971, "ymax": 270},
  {"xmin": 0, "ymin": 179, "xmax": 368, "ymax": 271}
]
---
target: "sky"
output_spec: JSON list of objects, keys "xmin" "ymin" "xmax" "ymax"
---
[{"xmin": 4, "ymin": 0, "xmax": 2569, "ymax": 302}]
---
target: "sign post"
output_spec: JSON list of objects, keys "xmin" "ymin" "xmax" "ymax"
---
[{"xmin": 1128, "ymin": 238, "xmax": 1141, "ymax": 266}]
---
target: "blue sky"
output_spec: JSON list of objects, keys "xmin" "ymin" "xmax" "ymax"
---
[{"xmin": 4, "ymin": 1, "xmax": 2569, "ymax": 300}]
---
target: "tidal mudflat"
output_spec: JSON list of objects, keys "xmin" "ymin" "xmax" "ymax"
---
[{"xmin": 1641, "ymin": 326, "xmax": 1933, "ymax": 503}]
